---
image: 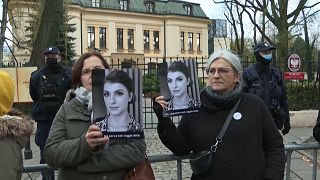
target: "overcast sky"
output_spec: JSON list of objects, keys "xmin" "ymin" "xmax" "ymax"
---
[{"xmin": 185, "ymin": 0, "xmax": 225, "ymax": 19}]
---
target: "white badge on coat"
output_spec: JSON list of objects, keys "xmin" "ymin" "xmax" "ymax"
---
[{"xmin": 233, "ymin": 112, "xmax": 242, "ymax": 120}]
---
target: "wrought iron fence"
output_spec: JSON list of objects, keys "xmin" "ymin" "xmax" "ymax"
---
[{"xmin": 1, "ymin": 56, "xmax": 319, "ymax": 127}]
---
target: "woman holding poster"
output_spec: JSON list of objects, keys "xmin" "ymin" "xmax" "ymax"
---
[
  {"xmin": 153, "ymin": 50, "xmax": 285, "ymax": 180},
  {"xmin": 44, "ymin": 52, "xmax": 146, "ymax": 180}
]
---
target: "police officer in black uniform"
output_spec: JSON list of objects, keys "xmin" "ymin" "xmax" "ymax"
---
[
  {"xmin": 29, "ymin": 46, "xmax": 72, "ymax": 179},
  {"xmin": 243, "ymin": 42, "xmax": 291, "ymax": 135}
]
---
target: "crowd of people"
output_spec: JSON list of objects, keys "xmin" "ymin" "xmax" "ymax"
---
[{"xmin": 1, "ymin": 43, "xmax": 319, "ymax": 179}]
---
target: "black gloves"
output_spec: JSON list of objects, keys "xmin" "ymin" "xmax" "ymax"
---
[
  {"xmin": 152, "ymin": 98, "xmax": 164, "ymax": 119},
  {"xmin": 282, "ymin": 120, "xmax": 291, "ymax": 135}
]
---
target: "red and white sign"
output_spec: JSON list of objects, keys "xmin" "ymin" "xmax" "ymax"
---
[
  {"xmin": 284, "ymin": 72, "xmax": 304, "ymax": 80},
  {"xmin": 287, "ymin": 54, "xmax": 301, "ymax": 72}
]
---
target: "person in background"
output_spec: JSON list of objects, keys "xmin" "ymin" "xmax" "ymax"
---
[
  {"xmin": 153, "ymin": 50, "xmax": 285, "ymax": 180},
  {"xmin": 29, "ymin": 46, "xmax": 72, "ymax": 180},
  {"xmin": 44, "ymin": 52, "xmax": 146, "ymax": 180},
  {"xmin": 0, "ymin": 70, "xmax": 34, "ymax": 180},
  {"xmin": 243, "ymin": 42, "xmax": 291, "ymax": 135}
]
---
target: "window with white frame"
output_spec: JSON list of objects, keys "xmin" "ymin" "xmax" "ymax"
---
[
  {"xmin": 99, "ymin": 27, "xmax": 106, "ymax": 48},
  {"xmin": 92, "ymin": 0, "xmax": 100, "ymax": 7},
  {"xmin": 117, "ymin": 28, "xmax": 123, "ymax": 49},
  {"xmin": 128, "ymin": 29, "xmax": 134, "ymax": 50},
  {"xmin": 185, "ymin": 4, "xmax": 192, "ymax": 15},
  {"xmin": 87, "ymin": 26, "xmax": 95, "ymax": 48},
  {"xmin": 144, "ymin": 30, "xmax": 150, "ymax": 50},
  {"xmin": 120, "ymin": 0, "xmax": 128, "ymax": 10},
  {"xmin": 188, "ymin": 32, "xmax": 193, "ymax": 51},
  {"xmin": 153, "ymin": 31, "xmax": 159, "ymax": 50},
  {"xmin": 196, "ymin": 33, "xmax": 200, "ymax": 51},
  {"xmin": 146, "ymin": 2, "xmax": 154, "ymax": 12},
  {"xmin": 180, "ymin": 32, "xmax": 185, "ymax": 51}
]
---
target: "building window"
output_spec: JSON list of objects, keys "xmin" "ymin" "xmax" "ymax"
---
[
  {"xmin": 120, "ymin": 0, "xmax": 128, "ymax": 10},
  {"xmin": 196, "ymin": 33, "xmax": 200, "ymax": 51},
  {"xmin": 188, "ymin": 32, "xmax": 193, "ymax": 51},
  {"xmin": 185, "ymin": 5, "xmax": 192, "ymax": 15},
  {"xmin": 153, "ymin": 31, "xmax": 159, "ymax": 50},
  {"xmin": 117, "ymin": 28, "xmax": 123, "ymax": 49},
  {"xmin": 145, "ymin": 2, "xmax": 154, "ymax": 12},
  {"xmin": 87, "ymin": 26, "xmax": 95, "ymax": 48},
  {"xmin": 144, "ymin": 30, "xmax": 149, "ymax": 50},
  {"xmin": 128, "ymin": 29, "xmax": 134, "ymax": 50},
  {"xmin": 92, "ymin": 0, "xmax": 100, "ymax": 7},
  {"xmin": 99, "ymin": 27, "xmax": 106, "ymax": 49},
  {"xmin": 180, "ymin": 32, "xmax": 185, "ymax": 51}
]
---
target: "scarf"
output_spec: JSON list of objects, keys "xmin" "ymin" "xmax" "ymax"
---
[
  {"xmin": 74, "ymin": 87, "xmax": 93, "ymax": 111},
  {"xmin": 203, "ymin": 82, "xmax": 242, "ymax": 110}
]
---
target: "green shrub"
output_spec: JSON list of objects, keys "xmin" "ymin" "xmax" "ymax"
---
[
  {"xmin": 198, "ymin": 77, "xmax": 206, "ymax": 91},
  {"xmin": 143, "ymin": 71, "xmax": 160, "ymax": 94},
  {"xmin": 286, "ymin": 82, "xmax": 320, "ymax": 111}
]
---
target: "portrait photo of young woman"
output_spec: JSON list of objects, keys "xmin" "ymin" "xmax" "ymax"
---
[
  {"xmin": 158, "ymin": 60, "xmax": 201, "ymax": 117},
  {"xmin": 94, "ymin": 69, "xmax": 144, "ymax": 139}
]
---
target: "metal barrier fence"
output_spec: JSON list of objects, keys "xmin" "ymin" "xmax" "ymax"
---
[{"xmin": 23, "ymin": 143, "xmax": 320, "ymax": 180}]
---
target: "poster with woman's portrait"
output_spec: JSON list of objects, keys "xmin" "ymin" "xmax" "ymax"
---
[
  {"xmin": 92, "ymin": 68, "xmax": 144, "ymax": 139},
  {"xmin": 158, "ymin": 59, "xmax": 201, "ymax": 117}
]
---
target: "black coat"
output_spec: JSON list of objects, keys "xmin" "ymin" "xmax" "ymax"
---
[
  {"xmin": 157, "ymin": 92, "xmax": 285, "ymax": 180},
  {"xmin": 313, "ymin": 110, "xmax": 320, "ymax": 142},
  {"xmin": 29, "ymin": 65, "xmax": 72, "ymax": 121}
]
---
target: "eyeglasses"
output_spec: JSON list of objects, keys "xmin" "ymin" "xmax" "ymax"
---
[{"xmin": 206, "ymin": 68, "xmax": 233, "ymax": 77}]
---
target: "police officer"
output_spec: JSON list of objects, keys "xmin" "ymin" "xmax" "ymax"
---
[
  {"xmin": 243, "ymin": 42, "xmax": 291, "ymax": 135},
  {"xmin": 29, "ymin": 46, "xmax": 72, "ymax": 180}
]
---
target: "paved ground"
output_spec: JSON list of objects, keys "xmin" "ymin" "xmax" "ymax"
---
[{"xmin": 22, "ymin": 126, "xmax": 320, "ymax": 180}]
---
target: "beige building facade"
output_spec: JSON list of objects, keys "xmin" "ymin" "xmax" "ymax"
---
[{"xmin": 8, "ymin": 0, "xmax": 210, "ymax": 65}]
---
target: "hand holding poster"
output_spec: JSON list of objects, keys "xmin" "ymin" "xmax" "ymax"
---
[
  {"xmin": 92, "ymin": 68, "xmax": 144, "ymax": 139},
  {"xmin": 158, "ymin": 59, "xmax": 201, "ymax": 117}
]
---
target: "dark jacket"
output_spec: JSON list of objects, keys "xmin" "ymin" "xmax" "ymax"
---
[
  {"xmin": 313, "ymin": 110, "xmax": 320, "ymax": 142},
  {"xmin": 0, "ymin": 111, "xmax": 34, "ymax": 180},
  {"xmin": 44, "ymin": 96, "xmax": 146, "ymax": 180},
  {"xmin": 157, "ymin": 92, "xmax": 285, "ymax": 180},
  {"xmin": 29, "ymin": 65, "xmax": 72, "ymax": 121},
  {"xmin": 243, "ymin": 63, "xmax": 290, "ymax": 132}
]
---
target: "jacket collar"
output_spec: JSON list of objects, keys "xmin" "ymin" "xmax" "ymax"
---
[
  {"xmin": 70, "ymin": 98, "xmax": 92, "ymax": 117},
  {"xmin": 0, "ymin": 115, "xmax": 34, "ymax": 138}
]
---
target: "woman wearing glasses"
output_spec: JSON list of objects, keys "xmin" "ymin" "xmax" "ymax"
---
[
  {"xmin": 166, "ymin": 61, "xmax": 200, "ymax": 111},
  {"xmin": 44, "ymin": 52, "xmax": 146, "ymax": 180},
  {"xmin": 153, "ymin": 50, "xmax": 285, "ymax": 180}
]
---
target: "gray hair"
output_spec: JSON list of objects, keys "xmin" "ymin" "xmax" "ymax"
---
[
  {"xmin": 206, "ymin": 50, "xmax": 242, "ymax": 75},
  {"xmin": 206, "ymin": 50, "xmax": 243, "ymax": 88}
]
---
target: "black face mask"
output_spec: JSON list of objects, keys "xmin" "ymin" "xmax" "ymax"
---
[{"xmin": 46, "ymin": 58, "xmax": 59, "ymax": 68}]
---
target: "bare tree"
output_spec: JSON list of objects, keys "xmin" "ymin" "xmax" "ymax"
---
[
  {"xmin": 224, "ymin": 1, "xmax": 245, "ymax": 56},
  {"xmin": 301, "ymin": 9, "xmax": 319, "ymax": 81},
  {"xmin": 214, "ymin": 0, "xmax": 320, "ymax": 65},
  {"xmin": 0, "ymin": 0, "xmax": 8, "ymax": 64},
  {"xmin": 29, "ymin": 0, "xmax": 64, "ymax": 68}
]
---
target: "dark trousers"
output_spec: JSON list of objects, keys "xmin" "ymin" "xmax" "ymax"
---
[{"xmin": 35, "ymin": 121, "xmax": 55, "ymax": 180}]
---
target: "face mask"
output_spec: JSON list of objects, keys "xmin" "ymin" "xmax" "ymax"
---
[
  {"xmin": 262, "ymin": 54, "xmax": 272, "ymax": 61},
  {"xmin": 46, "ymin": 58, "xmax": 59, "ymax": 67}
]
